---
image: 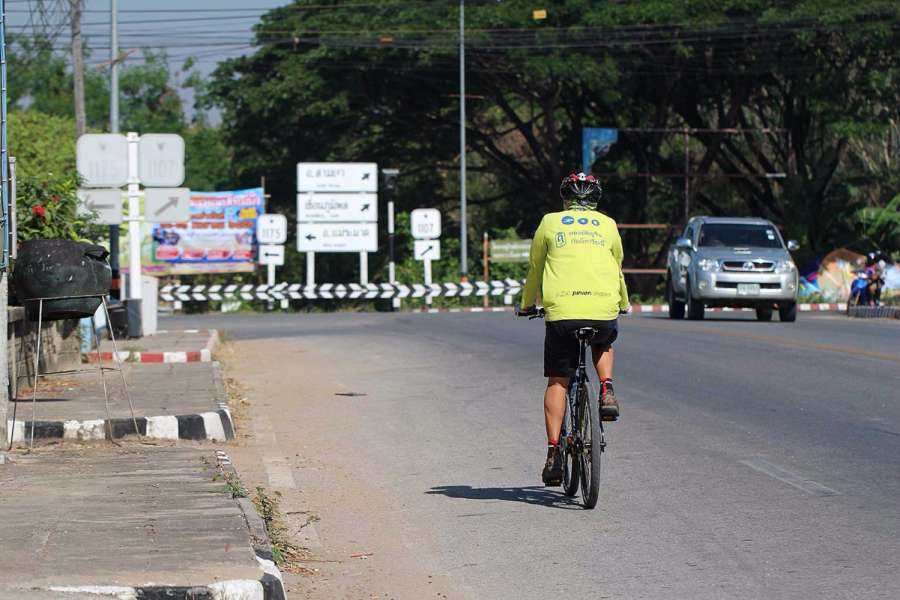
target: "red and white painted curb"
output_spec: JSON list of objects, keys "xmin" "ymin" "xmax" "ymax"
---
[
  {"xmin": 85, "ymin": 329, "xmax": 219, "ymax": 363},
  {"xmin": 412, "ymin": 303, "xmax": 847, "ymax": 314}
]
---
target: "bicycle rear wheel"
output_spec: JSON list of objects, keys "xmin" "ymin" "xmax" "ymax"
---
[
  {"xmin": 578, "ymin": 379, "xmax": 602, "ymax": 509},
  {"xmin": 561, "ymin": 397, "xmax": 579, "ymax": 497}
]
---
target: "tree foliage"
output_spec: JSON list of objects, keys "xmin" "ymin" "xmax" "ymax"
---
[{"xmin": 208, "ymin": 0, "xmax": 900, "ymax": 286}]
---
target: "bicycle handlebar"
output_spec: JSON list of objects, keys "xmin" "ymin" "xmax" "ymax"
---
[{"xmin": 514, "ymin": 303, "xmax": 545, "ymax": 319}]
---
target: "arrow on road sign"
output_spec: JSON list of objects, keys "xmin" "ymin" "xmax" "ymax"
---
[
  {"xmin": 361, "ymin": 204, "xmax": 370, "ymax": 212},
  {"xmin": 155, "ymin": 196, "xmax": 178, "ymax": 216},
  {"xmin": 305, "ymin": 234, "xmax": 317, "ymax": 241}
]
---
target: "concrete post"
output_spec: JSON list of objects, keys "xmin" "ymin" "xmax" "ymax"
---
[{"xmin": 0, "ymin": 272, "xmax": 8, "ymax": 463}]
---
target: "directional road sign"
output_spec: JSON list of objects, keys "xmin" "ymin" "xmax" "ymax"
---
[
  {"xmin": 257, "ymin": 214, "xmax": 288, "ymax": 244},
  {"xmin": 258, "ymin": 244, "xmax": 285, "ymax": 266},
  {"xmin": 76, "ymin": 134, "xmax": 128, "ymax": 188},
  {"xmin": 144, "ymin": 187, "xmax": 190, "ymax": 223},
  {"xmin": 76, "ymin": 188, "xmax": 123, "ymax": 224},
  {"xmin": 297, "ymin": 222, "xmax": 378, "ymax": 253},
  {"xmin": 297, "ymin": 193, "xmax": 378, "ymax": 223},
  {"xmin": 411, "ymin": 208, "xmax": 441, "ymax": 240},
  {"xmin": 490, "ymin": 239, "xmax": 532, "ymax": 263},
  {"xmin": 138, "ymin": 134, "xmax": 185, "ymax": 187},
  {"xmin": 414, "ymin": 239, "xmax": 441, "ymax": 261},
  {"xmin": 297, "ymin": 162, "xmax": 378, "ymax": 193}
]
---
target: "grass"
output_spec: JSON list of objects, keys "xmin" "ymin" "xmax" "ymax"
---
[{"xmin": 252, "ymin": 486, "xmax": 310, "ymax": 572}]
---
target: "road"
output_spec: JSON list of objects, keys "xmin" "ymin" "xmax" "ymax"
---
[{"xmin": 164, "ymin": 310, "xmax": 900, "ymax": 599}]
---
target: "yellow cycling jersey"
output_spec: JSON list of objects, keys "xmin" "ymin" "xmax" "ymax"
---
[{"xmin": 521, "ymin": 209, "xmax": 629, "ymax": 321}]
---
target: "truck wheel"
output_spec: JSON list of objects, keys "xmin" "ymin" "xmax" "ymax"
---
[
  {"xmin": 779, "ymin": 302, "xmax": 797, "ymax": 322},
  {"xmin": 686, "ymin": 279, "xmax": 705, "ymax": 320},
  {"xmin": 667, "ymin": 276, "xmax": 685, "ymax": 319},
  {"xmin": 756, "ymin": 307, "xmax": 773, "ymax": 321}
]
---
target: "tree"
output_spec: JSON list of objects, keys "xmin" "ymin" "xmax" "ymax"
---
[{"xmin": 207, "ymin": 0, "xmax": 899, "ymax": 282}]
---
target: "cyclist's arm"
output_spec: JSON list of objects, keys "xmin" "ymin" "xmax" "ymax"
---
[
  {"xmin": 612, "ymin": 226, "xmax": 630, "ymax": 312},
  {"xmin": 521, "ymin": 218, "xmax": 548, "ymax": 309}
]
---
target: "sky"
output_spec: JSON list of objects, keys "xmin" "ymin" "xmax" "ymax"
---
[{"xmin": 6, "ymin": 0, "xmax": 290, "ymax": 119}]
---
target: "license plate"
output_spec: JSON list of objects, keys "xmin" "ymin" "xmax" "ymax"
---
[{"xmin": 737, "ymin": 283, "xmax": 760, "ymax": 296}]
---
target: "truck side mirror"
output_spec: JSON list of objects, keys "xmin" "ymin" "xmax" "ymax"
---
[
  {"xmin": 675, "ymin": 237, "xmax": 693, "ymax": 251},
  {"xmin": 787, "ymin": 240, "xmax": 800, "ymax": 251}
]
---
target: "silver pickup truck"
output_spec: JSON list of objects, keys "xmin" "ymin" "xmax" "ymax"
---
[{"xmin": 665, "ymin": 216, "xmax": 800, "ymax": 321}]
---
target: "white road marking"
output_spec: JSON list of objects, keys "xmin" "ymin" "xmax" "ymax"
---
[
  {"xmin": 253, "ymin": 414, "xmax": 297, "ymax": 489},
  {"xmin": 740, "ymin": 458, "xmax": 839, "ymax": 497}
]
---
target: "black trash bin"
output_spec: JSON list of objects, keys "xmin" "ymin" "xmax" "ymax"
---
[{"xmin": 106, "ymin": 298, "xmax": 129, "ymax": 340}]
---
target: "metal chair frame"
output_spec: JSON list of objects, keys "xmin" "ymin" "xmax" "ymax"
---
[{"xmin": 7, "ymin": 294, "xmax": 141, "ymax": 451}]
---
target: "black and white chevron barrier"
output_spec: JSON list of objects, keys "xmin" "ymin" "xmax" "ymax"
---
[{"xmin": 160, "ymin": 279, "xmax": 525, "ymax": 303}]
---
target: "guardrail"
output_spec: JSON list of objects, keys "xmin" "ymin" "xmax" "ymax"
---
[{"xmin": 161, "ymin": 280, "xmax": 524, "ymax": 302}]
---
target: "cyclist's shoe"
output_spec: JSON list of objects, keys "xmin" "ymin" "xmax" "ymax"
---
[
  {"xmin": 600, "ymin": 380, "xmax": 619, "ymax": 422},
  {"xmin": 541, "ymin": 445, "xmax": 563, "ymax": 486}
]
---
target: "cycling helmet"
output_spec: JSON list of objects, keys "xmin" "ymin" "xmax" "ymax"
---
[{"xmin": 560, "ymin": 172, "xmax": 602, "ymax": 210}]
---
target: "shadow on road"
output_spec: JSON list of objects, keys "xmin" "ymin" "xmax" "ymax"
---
[{"xmin": 426, "ymin": 485, "xmax": 583, "ymax": 509}]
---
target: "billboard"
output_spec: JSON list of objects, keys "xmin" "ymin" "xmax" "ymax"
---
[
  {"xmin": 582, "ymin": 128, "xmax": 618, "ymax": 174},
  {"xmin": 144, "ymin": 188, "xmax": 265, "ymax": 275}
]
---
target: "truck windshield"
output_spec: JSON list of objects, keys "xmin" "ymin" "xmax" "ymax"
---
[{"xmin": 698, "ymin": 224, "xmax": 782, "ymax": 248}]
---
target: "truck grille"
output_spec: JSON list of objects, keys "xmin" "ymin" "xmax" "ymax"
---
[
  {"xmin": 722, "ymin": 260, "xmax": 774, "ymax": 272},
  {"xmin": 716, "ymin": 282, "xmax": 781, "ymax": 289}
]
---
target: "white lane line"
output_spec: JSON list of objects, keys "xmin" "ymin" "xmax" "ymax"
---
[
  {"xmin": 740, "ymin": 458, "xmax": 839, "ymax": 497},
  {"xmin": 253, "ymin": 413, "xmax": 297, "ymax": 489}
]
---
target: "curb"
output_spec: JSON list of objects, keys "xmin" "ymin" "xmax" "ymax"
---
[
  {"xmin": 27, "ymin": 454, "xmax": 286, "ymax": 600},
  {"xmin": 7, "ymin": 361, "xmax": 234, "ymax": 445},
  {"xmin": 847, "ymin": 305, "xmax": 900, "ymax": 319},
  {"xmin": 411, "ymin": 303, "xmax": 847, "ymax": 314},
  {"xmin": 84, "ymin": 329, "xmax": 219, "ymax": 364},
  {"xmin": 218, "ymin": 450, "xmax": 288, "ymax": 600},
  {"xmin": 6, "ymin": 410, "xmax": 235, "ymax": 444}
]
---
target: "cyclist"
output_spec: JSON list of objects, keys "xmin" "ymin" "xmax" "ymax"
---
[{"xmin": 520, "ymin": 172, "xmax": 629, "ymax": 486}]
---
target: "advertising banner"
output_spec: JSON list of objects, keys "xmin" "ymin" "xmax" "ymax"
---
[
  {"xmin": 582, "ymin": 128, "xmax": 618, "ymax": 174},
  {"xmin": 145, "ymin": 187, "xmax": 264, "ymax": 275}
]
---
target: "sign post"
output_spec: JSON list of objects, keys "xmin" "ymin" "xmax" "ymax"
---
[
  {"xmin": 297, "ymin": 162, "xmax": 379, "ymax": 287},
  {"xmin": 411, "ymin": 209, "xmax": 442, "ymax": 306},
  {"xmin": 257, "ymin": 213, "xmax": 288, "ymax": 310}
]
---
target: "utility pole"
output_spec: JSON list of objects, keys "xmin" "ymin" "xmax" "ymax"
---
[
  {"xmin": 458, "ymin": 0, "xmax": 468, "ymax": 282},
  {"xmin": 108, "ymin": 0, "xmax": 120, "ymax": 298},
  {"xmin": 70, "ymin": 0, "xmax": 85, "ymax": 137}
]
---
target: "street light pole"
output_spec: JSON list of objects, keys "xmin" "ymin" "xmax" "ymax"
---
[
  {"xmin": 108, "ymin": 0, "xmax": 120, "ymax": 298},
  {"xmin": 459, "ymin": 0, "xmax": 468, "ymax": 281}
]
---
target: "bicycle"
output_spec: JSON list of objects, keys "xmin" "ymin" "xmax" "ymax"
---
[{"xmin": 516, "ymin": 305, "xmax": 606, "ymax": 509}]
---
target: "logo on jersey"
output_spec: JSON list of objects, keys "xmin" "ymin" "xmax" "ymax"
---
[
  {"xmin": 561, "ymin": 216, "xmax": 575, "ymax": 225},
  {"xmin": 555, "ymin": 232, "xmax": 566, "ymax": 247},
  {"xmin": 577, "ymin": 217, "xmax": 589, "ymax": 225},
  {"xmin": 592, "ymin": 219, "xmax": 600, "ymax": 226}
]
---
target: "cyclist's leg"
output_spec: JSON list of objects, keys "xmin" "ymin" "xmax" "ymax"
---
[
  {"xmin": 591, "ymin": 345, "xmax": 613, "ymax": 381},
  {"xmin": 544, "ymin": 377, "xmax": 569, "ymax": 442}
]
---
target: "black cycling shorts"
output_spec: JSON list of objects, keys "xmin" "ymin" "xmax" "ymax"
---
[{"xmin": 544, "ymin": 319, "xmax": 618, "ymax": 378}]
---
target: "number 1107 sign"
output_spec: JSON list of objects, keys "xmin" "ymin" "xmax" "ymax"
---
[{"xmin": 411, "ymin": 208, "xmax": 441, "ymax": 240}]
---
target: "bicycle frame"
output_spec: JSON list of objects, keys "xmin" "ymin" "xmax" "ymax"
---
[{"xmin": 565, "ymin": 337, "xmax": 605, "ymax": 452}]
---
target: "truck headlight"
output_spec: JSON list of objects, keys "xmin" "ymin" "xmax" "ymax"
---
[
  {"xmin": 697, "ymin": 258, "xmax": 720, "ymax": 272},
  {"xmin": 775, "ymin": 260, "xmax": 796, "ymax": 273}
]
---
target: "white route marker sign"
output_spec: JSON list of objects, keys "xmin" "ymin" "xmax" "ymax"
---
[
  {"xmin": 297, "ymin": 193, "xmax": 378, "ymax": 222},
  {"xmin": 144, "ymin": 187, "xmax": 190, "ymax": 223},
  {"xmin": 138, "ymin": 134, "xmax": 185, "ymax": 187},
  {"xmin": 77, "ymin": 188, "xmax": 123, "ymax": 224},
  {"xmin": 258, "ymin": 244, "xmax": 285, "ymax": 266},
  {"xmin": 297, "ymin": 222, "xmax": 377, "ymax": 253},
  {"xmin": 76, "ymin": 134, "xmax": 128, "ymax": 188},
  {"xmin": 414, "ymin": 239, "xmax": 441, "ymax": 261},
  {"xmin": 257, "ymin": 214, "xmax": 288, "ymax": 244},
  {"xmin": 411, "ymin": 208, "xmax": 441, "ymax": 240},
  {"xmin": 297, "ymin": 162, "xmax": 378, "ymax": 193}
]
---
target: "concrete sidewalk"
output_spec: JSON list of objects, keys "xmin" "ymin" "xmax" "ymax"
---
[
  {"xmin": 90, "ymin": 329, "xmax": 219, "ymax": 363},
  {"xmin": 8, "ymin": 362, "xmax": 233, "ymax": 443},
  {"xmin": 0, "ymin": 445, "xmax": 284, "ymax": 599}
]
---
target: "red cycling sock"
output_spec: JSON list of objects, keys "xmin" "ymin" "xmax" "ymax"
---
[{"xmin": 547, "ymin": 439, "xmax": 559, "ymax": 447}]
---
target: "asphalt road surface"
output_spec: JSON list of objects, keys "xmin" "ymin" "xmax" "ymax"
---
[{"xmin": 165, "ymin": 310, "xmax": 900, "ymax": 599}]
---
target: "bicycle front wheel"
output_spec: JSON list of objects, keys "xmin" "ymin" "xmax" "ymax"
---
[{"xmin": 578, "ymin": 380, "xmax": 602, "ymax": 509}]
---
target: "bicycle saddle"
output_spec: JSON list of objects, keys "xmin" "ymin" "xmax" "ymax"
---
[{"xmin": 575, "ymin": 327, "xmax": 601, "ymax": 341}]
